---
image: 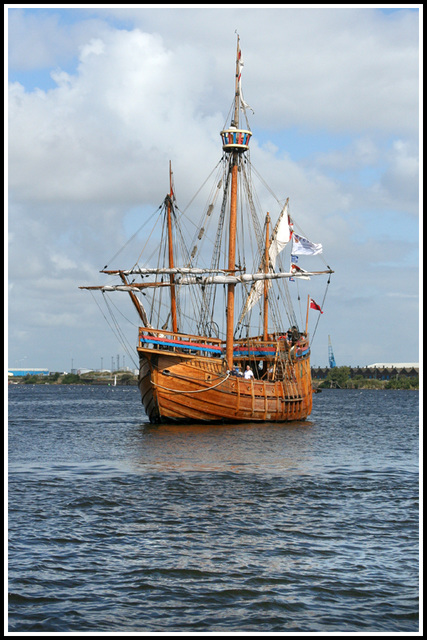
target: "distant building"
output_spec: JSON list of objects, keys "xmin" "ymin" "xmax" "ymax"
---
[
  {"xmin": 367, "ymin": 363, "xmax": 419, "ymax": 369},
  {"xmin": 8, "ymin": 368, "xmax": 49, "ymax": 377}
]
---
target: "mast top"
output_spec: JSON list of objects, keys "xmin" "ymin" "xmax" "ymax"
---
[{"xmin": 220, "ymin": 36, "xmax": 252, "ymax": 153}]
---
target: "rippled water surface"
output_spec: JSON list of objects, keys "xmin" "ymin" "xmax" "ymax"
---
[{"xmin": 8, "ymin": 385, "xmax": 419, "ymax": 632}]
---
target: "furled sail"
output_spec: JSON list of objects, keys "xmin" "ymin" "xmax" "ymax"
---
[
  {"xmin": 135, "ymin": 298, "xmax": 153, "ymax": 329},
  {"xmin": 102, "ymin": 267, "xmax": 234, "ymax": 276},
  {"xmin": 82, "ymin": 268, "xmax": 332, "ymax": 293},
  {"xmin": 178, "ymin": 270, "xmax": 327, "ymax": 285}
]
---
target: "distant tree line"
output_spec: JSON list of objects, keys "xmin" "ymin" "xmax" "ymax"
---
[
  {"xmin": 316, "ymin": 366, "xmax": 419, "ymax": 389},
  {"xmin": 19, "ymin": 371, "xmax": 137, "ymax": 385}
]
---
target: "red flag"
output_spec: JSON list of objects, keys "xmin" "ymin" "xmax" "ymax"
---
[{"xmin": 310, "ymin": 298, "xmax": 323, "ymax": 313}]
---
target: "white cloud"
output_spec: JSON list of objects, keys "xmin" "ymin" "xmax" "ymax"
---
[
  {"xmin": 50, "ymin": 253, "xmax": 78, "ymax": 271},
  {"xmin": 9, "ymin": 28, "xmax": 221, "ymax": 210},
  {"xmin": 315, "ymin": 137, "xmax": 381, "ymax": 172},
  {"xmin": 8, "ymin": 8, "xmax": 112, "ymax": 70},
  {"xmin": 79, "ymin": 37, "xmax": 106, "ymax": 60},
  {"xmin": 379, "ymin": 139, "xmax": 419, "ymax": 207}
]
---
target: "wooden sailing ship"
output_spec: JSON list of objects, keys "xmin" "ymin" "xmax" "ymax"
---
[{"xmin": 81, "ymin": 38, "xmax": 333, "ymax": 423}]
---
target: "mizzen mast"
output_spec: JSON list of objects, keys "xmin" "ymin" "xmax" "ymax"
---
[
  {"xmin": 263, "ymin": 213, "xmax": 271, "ymax": 341},
  {"xmin": 166, "ymin": 161, "xmax": 178, "ymax": 333}
]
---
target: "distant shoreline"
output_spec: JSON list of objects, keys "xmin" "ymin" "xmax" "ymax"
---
[
  {"xmin": 313, "ymin": 385, "xmax": 419, "ymax": 391},
  {"xmin": 8, "ymin": 372, "xmax": 138, "ymax": 387},
  {"xmin": 8, "ymin": 365, "xmax": 419, "ymax": 391},
  {"xmin": 9, "ymin": 377, "xmax": 418, "ymax": 391}
]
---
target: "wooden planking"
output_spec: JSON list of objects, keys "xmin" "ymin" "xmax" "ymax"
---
[{"xmin": 138, "ymin": 348, "xmax": 313, "ymax": 423}]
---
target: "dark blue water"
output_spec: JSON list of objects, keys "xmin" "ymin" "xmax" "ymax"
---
[{"xmin": 8, "ymin": 385, "xmax": 419, "ymax": 632}]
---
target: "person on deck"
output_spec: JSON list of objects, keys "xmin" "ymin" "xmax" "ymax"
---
[
  {"xmin": 288, "ymin": 326, "xmax": 300, "ymax": 344},
  {"xmin": 244, "ymin": 365, "xmax": 254, "ymax": 379}
]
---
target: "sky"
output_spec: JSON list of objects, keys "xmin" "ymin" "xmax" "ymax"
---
[{"xmin": 6, "ymin": 4, "xmax": 421, "ymax": 372}]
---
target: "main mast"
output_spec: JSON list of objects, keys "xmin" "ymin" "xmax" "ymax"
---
[{"xmin": 221, "ymin": 36, "xmax": 252, "ymax": 369}]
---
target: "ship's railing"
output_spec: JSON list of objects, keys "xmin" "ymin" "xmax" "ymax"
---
[
  {"xmin": 232, "ymin": 334, "xmax": 310, "ymax": 363},
  {"xmin": 294, "ymin": 338, "xmax": 310, "ymax": 359},
  {"xmin": 232, "ymin": 333, "xmax": 291, "ymax": 354},
  {"xmin": 232, "ymin": 340, "xmax": 279, "ymax": 359},
  {"xmin": 138, "ymin": 327, "xmax": 223, "ymax": 355},
  {"xmin": 138, "ymin": 327, "xmax": 310, "ymax": 361}
]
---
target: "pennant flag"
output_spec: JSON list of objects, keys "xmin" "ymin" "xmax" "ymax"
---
[
  {"xmin": 288, "ymin": 214, "xmax": 294, "ymax": 237},
  {"xmin": 291, "ymin": 263, "xmax": 310, "ymax": 280},
  {"xmin": 292, "ymin": 233, "xmax": 322, "ymax": 256},
  {"xmin": 289, "ymin": 253, "xmax": 297, "ymax": 282},
  {"xmin": 237, "ymin": 37, "xmax": 254, "ymax": 114},
  {"xmin": 310, "ymin": 298, "xmax": 323, "ymax": 313},
  {"xmin": 237, "ymin": 43, "xmax": 242, "ymax": 91}
]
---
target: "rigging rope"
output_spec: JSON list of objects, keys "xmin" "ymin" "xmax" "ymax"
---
[
  {"xmin": 152, "ymin": 371, "xmax": 231, "ymax": 394},
  {"xmin": 180, "ymin": 160, "xmax": 222, "ymax": 217},
  {"xmin": 90, "ymin": 291, "xmax": 139, "ymax": 369},
  {"xmin": 132, "ymin": 211, "xmax": 163, "ymax": 271},
  {"xmin": 310, "ymin": 275, "xmax": 332, "ymax": 344},
  {"xmin": 102, "ymin": 204, "xmax": 162, "ymax": 270}
]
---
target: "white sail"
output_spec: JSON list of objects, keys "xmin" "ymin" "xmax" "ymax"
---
[
  {"xmin": 269, "ymin": 200, "xmax": 292, "ymax": 265},
  {"xmin": 238, "ymin": 200, "xmax": 292, "ymax": 323}
]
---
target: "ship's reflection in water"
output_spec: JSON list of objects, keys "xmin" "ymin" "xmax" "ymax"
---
[{"xmin": 128, "ymin": 420, "xmax": 315, "ymax": 475}]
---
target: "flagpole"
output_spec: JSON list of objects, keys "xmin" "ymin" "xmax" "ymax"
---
[
  {"xmin": 305, "ymin": 295, "xmax": 310, "ymax": 336},
  {"xmin": 234, "ymin": 35, "xmax": 240, "ymax": 126}
]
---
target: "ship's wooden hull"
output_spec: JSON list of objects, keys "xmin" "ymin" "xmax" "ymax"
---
[{"xmin": 137, "ymin": 347, "xmax": 312, "ymax": 423}]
